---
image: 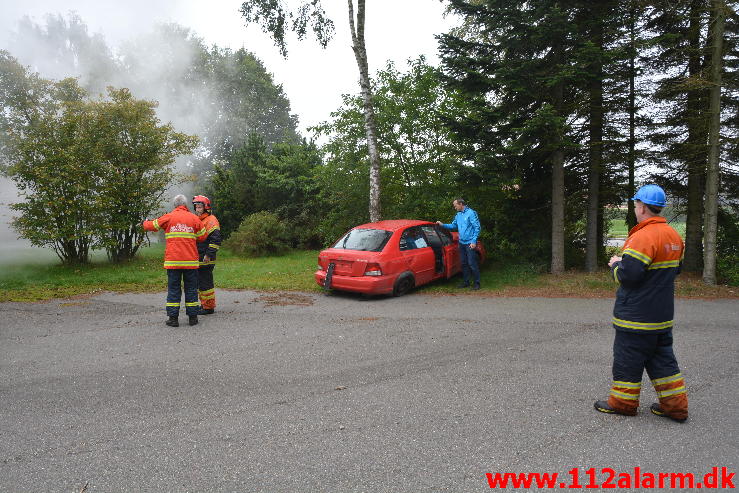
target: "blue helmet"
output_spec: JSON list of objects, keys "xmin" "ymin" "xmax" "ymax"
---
[{"xmin": 631, "ymin": 184, "xmax": 666, "ymax": 207}]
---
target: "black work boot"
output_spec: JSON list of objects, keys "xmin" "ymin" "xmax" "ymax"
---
[
  {"xmin": 189, "ymin": 315, "xmax": 199, "ymax": 326},
  {"xmin": 594, "ymin": 400, "xmax": 636, "ymax": 417},
  {"xmin": 650, "ymin": 403, "xmax": 687, "ymax": 423},
  {"xmin": 197, "ymin": 307, "xmax": 215, "ymax": 315},
  {"xmin": 165, "ymin": 316, "xmax": 179, "ymax": 327},
  {"xmin": 457, "ymin": 282, "xmax": 470, "ymax": 288}
]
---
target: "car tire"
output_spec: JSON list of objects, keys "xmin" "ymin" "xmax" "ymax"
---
[{"xmin": 392, "ymin": 273, "xmax": 415, "ymax": 297}]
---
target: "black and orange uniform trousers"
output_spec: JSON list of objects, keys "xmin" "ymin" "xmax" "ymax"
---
[
  {"xmin": 198, "ymin": 264, "xmax": 216, "ymax": 309},
  {"xmin": 607, "ymin": 216, "xmax": 687, "ymax": 420},
  {"xmin": 196, "ymin": 212, "xmax": 222, "ymax": 310},
  {"xmin": 608, "ymin": 329, "xmax": 687, "ymax": 419}
]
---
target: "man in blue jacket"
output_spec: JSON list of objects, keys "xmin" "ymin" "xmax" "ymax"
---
[{"xmin": 437, "ymin": 198, "xmax": 481, "ymax": 290}]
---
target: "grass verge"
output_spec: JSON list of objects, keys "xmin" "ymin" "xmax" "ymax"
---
[{"xmin": 1, "ymin": 246, "xmax": 736, "ymax": 302}]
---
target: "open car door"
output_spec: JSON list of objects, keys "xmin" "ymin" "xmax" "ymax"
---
[
  {"xmin": 419, "ymin": 225, "xmax": 446, "ymax": 280},
  {"xmin": 433, "ymin": 225, "xmax": 460, "ymax": 278},
  {"xmin": 399, "ymin": 226, "xmax": 437, "ymax": 285}
]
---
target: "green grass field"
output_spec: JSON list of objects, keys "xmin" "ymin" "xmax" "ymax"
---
[
  {"xmin": 609, "ymin": 219, "xmax": 686, "ymax": 238},
  {"xmin": 0, "ymin": 244, "xmax": 546, "ymax": 301},
  {"xmin": 0, "ymin": 245, "xmax": 323, "ymax": 301},
  {"xmin": 1, "ymin": 243, "xmax": 734, "ymax": 302}
]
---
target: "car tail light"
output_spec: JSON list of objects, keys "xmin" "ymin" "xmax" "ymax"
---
[{"xmin": 364, "ymin": 263, "xmax": 382, "ymax": 276}]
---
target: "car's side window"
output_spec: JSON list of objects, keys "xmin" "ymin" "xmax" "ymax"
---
[
  {"xmin": 400, "ymin": 227, "xmax": 429, "ymax": 251},
  {"xmin": 435, "ymin": 226, "xmax": 453, "ymax": 246}
]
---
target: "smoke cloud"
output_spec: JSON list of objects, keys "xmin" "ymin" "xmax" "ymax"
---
[{"xmin": 0, "ymin": 10, "xmax": 297, "ymax": 263}]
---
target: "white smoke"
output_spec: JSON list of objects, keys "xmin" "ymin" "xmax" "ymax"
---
[{"xmin": 0, "ymin": 15, "xmax": 250, "ymax": 262}]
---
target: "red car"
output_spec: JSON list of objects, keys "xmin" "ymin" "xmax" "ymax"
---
[{"xmin": 315, "ymin": 220, "xmax": 486, "ymax": 296}]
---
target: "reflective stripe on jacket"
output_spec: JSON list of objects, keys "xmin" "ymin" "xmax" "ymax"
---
[
  {"xmin": 611, "ymin": 216, "xmax": 684, "ymax": 333},
  {"xmin": 143, "ymin": 205, "xmax": 207, "ymax": 269},
  {"xmin": 197, "ymin": 212, "xmax": 222, "ymax": 266}
]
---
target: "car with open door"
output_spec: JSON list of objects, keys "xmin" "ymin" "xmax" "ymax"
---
[{"xmin": 315, "ymin": 220, "xmax": 486, "ymax": 296}]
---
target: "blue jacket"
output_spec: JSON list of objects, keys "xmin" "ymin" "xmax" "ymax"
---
[{"xmin": 442, "ymin": 206, "xmax": 480, "ymax": 245}]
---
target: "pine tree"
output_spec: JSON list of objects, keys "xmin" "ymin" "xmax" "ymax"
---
[{"xmin": 439, "ymin": 0, "xmax": 580, "ymax": 270}]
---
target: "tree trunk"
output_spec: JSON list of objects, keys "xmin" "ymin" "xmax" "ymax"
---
[
  {"xmin": 626, "ymin": 2, "xmax": 637, "ymax": 231},
  {"xmin": 348, "ymin": 0, "xmax": 382, "ymax": 222},
  {"xmin": 703, "ymin": 0, "xmax": 725, "ymax": 284},
  {"xmin": 551, "ymin": 44, "xmax": 565, "ymax": 274},
  {"xmin": 586, "ymin": 5, "xmax": 604, "ymax": 272},
  {"xmin": 683, "ymin": 0, "xmax": 709, "ymax": 272}
]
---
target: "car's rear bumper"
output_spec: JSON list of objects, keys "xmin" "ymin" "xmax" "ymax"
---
[{"xmin": 315, "ymin": 270, "xmax": 395, "ymax": 295}]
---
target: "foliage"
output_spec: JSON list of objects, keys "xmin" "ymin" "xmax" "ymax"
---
[
  {"xmin": 252, "ymin": 141, "xmax": 323, "ymax": 248},
  {"xmin": 2, "ymin": 52, "xmax": 97, "ymax": 263},
  {"xmin": 239, "ymin": 0, "xmax": 384, "ymax": 222},
  {"xmin": 207, "ymin": 134, "xmax": 265, "ymax": 238},
  {"xmin": 224, "ymin": 211, "xmax": 291, "ymax": 257},
  {"xmin": 118, "ymin": 23, "xmax": 302, "ymax": 170},
  {"xmin": 717, "ymin": 208, "xmax": 739, "ymax": 285},
  {"xmin": 313, "ymin": 58, "xmax": 474, "ymax": 243},
  {"xmin": 6, "ymin": 16, "xmax": 301, "ymax": 176},
  {"xmin": 437, "ymin": 0, "xmax": 739, "ymax": 277},
  {"xmin": 207, "ymin": 134, "xmax": 323, "ymax": 247},
  {"xmin": 0, "ymin": 52, "xmax": 197, "ymax": 264},
  {"xmin": 439, "ymin": 0, "xmax": 581, "ymax": 263},
  {"xmin": 87, "ymin": 87, "xmax": 198, "ymax": 262},
  {"xmin": 199, "ymin": 46, "xmax": 300, "ymax": 161},
  {"xmin": 239, "ymin": 0, "xmax": 336, "ymax": 57}
]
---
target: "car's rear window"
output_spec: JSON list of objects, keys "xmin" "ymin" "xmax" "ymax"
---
[{"xmin": 333, "ymin": 228, "xmax": 393, "ymax": 252}]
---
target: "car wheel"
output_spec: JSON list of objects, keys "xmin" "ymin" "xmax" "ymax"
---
[{"xmin": 393, "ymin": 273, "xmax": 415, "ymax": 297}]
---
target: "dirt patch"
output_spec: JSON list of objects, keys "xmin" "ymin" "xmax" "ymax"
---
[{"xmin": 256, "ymin": 292, "xmax": 315, "ymax": 306}]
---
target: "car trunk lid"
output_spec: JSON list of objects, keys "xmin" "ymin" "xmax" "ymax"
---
[{"xmin": 320, "ymin": 249, "xmax": 378, "ymax": 277}]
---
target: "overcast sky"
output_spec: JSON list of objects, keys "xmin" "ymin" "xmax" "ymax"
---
[{"xmin": 0, "ymin": 0, "xmax": 456, "ymax": 136}]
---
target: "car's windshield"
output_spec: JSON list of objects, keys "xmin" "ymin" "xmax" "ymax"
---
[{"xmin": 333, "ymin": 228, "xmax": 392, "ymax": 252}]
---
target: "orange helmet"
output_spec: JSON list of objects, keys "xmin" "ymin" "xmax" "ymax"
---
[{"xmin": 192, "ymin": 195, "xmax": 211, "ymax": 212}]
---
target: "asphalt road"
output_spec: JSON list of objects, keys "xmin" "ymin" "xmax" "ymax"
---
[{"xmin": 1, "ymin": 290, "xmax": 737, "ymax": 492}]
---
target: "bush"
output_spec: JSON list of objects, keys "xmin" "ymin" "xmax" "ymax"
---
[
  {"xmin": 224, "ymin": 211, "xmax": 290, "ymax": 257},
  {"xmin": 717, "ymin": 208, "xmax": 739, "ymax": 286}
]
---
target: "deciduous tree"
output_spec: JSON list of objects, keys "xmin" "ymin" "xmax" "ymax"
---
[
  {"xmin": 240, "ymin": 0, "xmax": 384, "ymax": 221},
  {"xmin": 1, "ymin": 52, "xmax": 197, "ymax": 263}
]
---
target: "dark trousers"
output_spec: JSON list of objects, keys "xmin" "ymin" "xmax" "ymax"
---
[
  {"xmin": 607, "ymin": 328, "xmax": 687, "ymax": 418},
  {"xmin": 459, "ymin": 243, "xmax": 480, "ymax": 285},
  {"xmin": 166, "ymin": 269, "xmax": 199, "ymax": 317},
  {"xmin": 612, "ymin": 329, "xmax": 680, "ymax": 382}
]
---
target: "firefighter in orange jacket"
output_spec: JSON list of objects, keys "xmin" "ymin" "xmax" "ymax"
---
[
  {"xmin": 594, "ymin": 185, "xmax": 688, "ymax": 422},
  {"xmin": 192, "ymin": 195, "xmax": 222, "ymax": 315},
  {"xmin": 143, "ymin": 194, "xmax": 207, "ymax": 327}
]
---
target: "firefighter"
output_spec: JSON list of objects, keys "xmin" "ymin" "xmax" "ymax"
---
[
  {"xmin": 594, "ymin": 185, "xmax": 688, "ymax": 422},
  {"xmin": 143, "ymin": 194, "xmax": 207, "ymax": 327},
  {"xmin": 192, "ymin": 195, "xmax": 222, "ymax": 315}
]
